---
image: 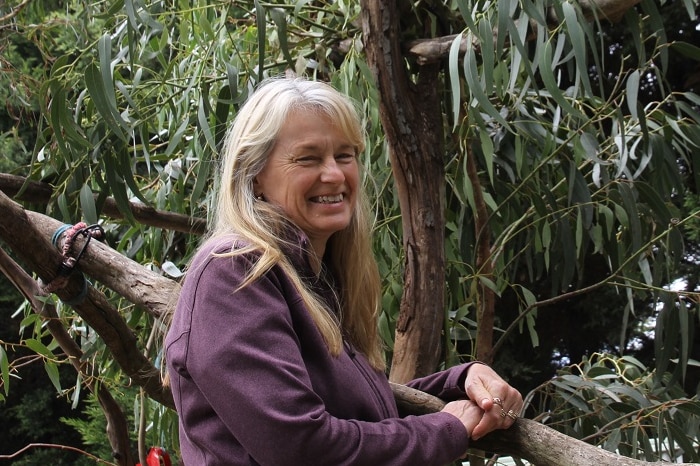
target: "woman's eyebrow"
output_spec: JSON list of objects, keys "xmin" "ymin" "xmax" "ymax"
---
[{"xmin": 291, "ymin": 141, "xmax": 356, "ymax": 152}]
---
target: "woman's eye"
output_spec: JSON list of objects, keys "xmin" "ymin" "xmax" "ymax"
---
[
  {"xmin": 336, "ymin": 153, "xmax": 356, "ymax": 163},
  {"xmin": 295, "ymin": 156, "xmax": 318, "ymax": 164}
]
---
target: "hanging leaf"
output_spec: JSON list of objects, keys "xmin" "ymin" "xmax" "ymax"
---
[
  {"xmin": 44, "ymin": 361, "xmax": 62, "ymax": 393},
  {"xmin": 25, "ymin": 338, "xmax": 54, "ymax": 359},
  {"xmin": 626, "ymin": 70, "xmax": 641, "ymax": 120},
  {"xmin": 197, "ymin": 96, "xmax": 216, "ymax": 152},
  {"xmin": 671, "ymin": 41, "xmax": 700, "ymax": 60},
  {"xmin": 463, "ymin": 34, "xmax": 508, "ymax": 127},
  {"xmin": 271, "ymin": 8, "xmax": 294, "ymax": 68},
  {"xmin": 538, "ymin": 36, "xmax": 584, "ymax": 119},
  {"xmin": 104, "ymin": 152, "xmax": 136, "ymax": 224},
  {"xmin": 617, "ymin": 182, "xmax": 642, "ymax": 255},
  {"xmin": 254, "ymin": 0, "xmax": 266, "ymax": 82},
  {"xmin": 562, "ymin": 2, "xmax": 592, "ymax": 97},
  {"xmin": 0, "ymin": 346, "xmax": 9, "ymax": 396},
  {"xmin": 79, "ymin": 184, "xmax": 98, "ymax": 225},
  {"xmin": 448, "ymin": 33, "xmax": 464, "ymax": 129},
  {"xmin": 85, "ymin": 63, "xmax": 127, "ymax": 141}
]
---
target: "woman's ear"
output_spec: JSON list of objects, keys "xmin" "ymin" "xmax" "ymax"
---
[{"xmin": 252, "ymin": 178, "xmax": 265, "ymax": 200}]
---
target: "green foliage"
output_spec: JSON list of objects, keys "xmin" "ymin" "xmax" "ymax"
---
[
  {"xmin": 3, "ymin": 0, "xmax": 700, "ymax": 461},
  {"xmin": 61, "ymin": 388, "xmax": 180, "ymax": 464},
  {"xmin": 0, "ymin": 367, "xmax": 94, "ymax": 465},
  {"xmin": 441, "ymin": 0, "xmax": 700, "ymax": 381},
  {"xmin": 682, "ymin": 193, "xmax": 700, "ymax": 243},
  {"xmin": 527, "ymin": 353, "xmax": 700, "ymax": 462}
]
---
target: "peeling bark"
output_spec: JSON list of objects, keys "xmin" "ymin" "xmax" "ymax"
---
[{"xmin": 360, "ymin": 0, "xmax": 447, "ymax": 383}]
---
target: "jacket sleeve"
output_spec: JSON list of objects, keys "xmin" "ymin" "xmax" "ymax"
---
[
  {"xmin": 406, "ymin": 362, "xmax": 484, "ymax": 402},
  {"xmin": 171, "ymin": 251, "xmax": 469, "ymax": 466}
]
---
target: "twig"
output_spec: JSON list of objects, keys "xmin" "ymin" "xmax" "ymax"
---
[
  {"xmin": 0, "ymin": 442, "xmax": 116, "ymax": 465},
  {"xmin": 0, "ymin": 0, "xmax": 32, "ymax": 24},
  {"xmin": 0, "ymin": 247, "xmax": 136, "ymax": 465}
]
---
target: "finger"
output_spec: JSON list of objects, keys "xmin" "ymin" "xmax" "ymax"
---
[
  {"xmin": 472, "ymin": 403, "xmax": 520, "ymax": 440},
  {"xmin": 478, "ymin": 396, "xmax": 494, "ymax": 411},
  {"xmin": 501, "ymin": 387, "xmax": 524, "ymax": 415},
  {"xmin": 470, "ymin": 415, "xmax": 497, "ymax": 440},
  {"xmin": 464, "ymin": 365, "xmax": 509, "ymax": 409},
  {"xmin": 465, "ymin": 377, "xmax": 496, "ymax": 411},
  {"xmin": 505, "ymin": 408, "xmax": 519, "ymax": 422}
]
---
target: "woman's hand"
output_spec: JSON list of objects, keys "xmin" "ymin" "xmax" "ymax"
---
[
  {"xmin": 463, "ymin": 364, "xmax": 523, "ymax": 440},
  {"xmin": 441, "ymin": 399, "xmax": 484, "ymax": 440}
]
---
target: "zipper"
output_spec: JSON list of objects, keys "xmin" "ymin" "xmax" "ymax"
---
[{"xmin": 344, "ymin": 340, "xmax": 392, "ymax": 419}]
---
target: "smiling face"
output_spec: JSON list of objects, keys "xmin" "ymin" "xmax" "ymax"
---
[{"xmin": 254, "ymin": 109, "xmax": 360, "ymax": 257}]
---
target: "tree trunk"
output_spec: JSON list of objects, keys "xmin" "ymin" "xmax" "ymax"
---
[
  {"xmin": 360, "ymin": 0, "xmax": 447, "ymax": 383},
  {"xmin": 465, "ymin": 144, "xmax": 496, "ymax": 365}
]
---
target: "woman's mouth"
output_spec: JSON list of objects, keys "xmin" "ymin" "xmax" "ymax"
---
[{"xmin": 312, "ymin": 194, "xmax": 344, "ymax": 204}]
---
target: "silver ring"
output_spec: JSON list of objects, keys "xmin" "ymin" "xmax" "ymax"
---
[
  {"xmin": 500, "ymin": 409, "xmax": 506, "ymax": 418},
  {"xmin": 506, "ymin": 409, "xmax": 518, "ymax": 420},
  {"xmin": 493, "ymin": 397, "xmax": 503, "ymax": 406}
]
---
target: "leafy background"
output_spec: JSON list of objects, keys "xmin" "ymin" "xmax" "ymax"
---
[{"xmin": 2, "ymin": 0, "xmax": 700, "ymax": 464}]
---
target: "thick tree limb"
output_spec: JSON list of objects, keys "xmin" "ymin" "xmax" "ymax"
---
[
  {"xmin": 11, "ymin": 208, "xmax": 179, "ymax": 318},
  {"xmin": 0, "ymin": 173, "xmax": 206, "ymax": 235},
  {"xmin": 405, "ymin": 0, "xmax": 642, "ymax": 64},
  {"xmin": 0, "ymin": 190, "xmax": 174, "ymax": 408},
  {"xmin": 391, "ymin": 383, "xmax": 700, "ymax": 466}
]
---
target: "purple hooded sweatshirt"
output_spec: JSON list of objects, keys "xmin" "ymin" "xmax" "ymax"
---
[{"xmin": 166, "ymin": 232, "xmax": 473, "ymax": 465}]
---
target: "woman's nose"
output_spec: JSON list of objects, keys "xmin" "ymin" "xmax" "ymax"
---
[{"xmin": 320, "ymin": 158, "xmax": 344, "ymax": 182}]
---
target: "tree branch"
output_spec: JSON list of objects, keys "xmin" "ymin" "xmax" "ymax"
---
[
  {"xmin": 390, "ymin": 383, "xmax": 700, "ymax": 466},
  {"xmin": 0, "ymin": 443, "xmax": 116, "ymax": 465},
  {"xmin": 0, "ymin": 190, "xmax": 174, "ymax": 408},
  {"xmin": 0, "ymin": 247, "xmax": 135, "ymax": 465},
  {"xmin": 404, "ymin": 0, "xmax": 641, "ymax": 64},
  {"xmin": 0, "ymin": 173, "xmax": 206, "ymax": 235},
  {"xmin": 0, "ymin": 0, "xmax": 32, "ymax": 24}
]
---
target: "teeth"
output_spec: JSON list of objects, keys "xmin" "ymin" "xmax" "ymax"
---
[{"xmin": 315, "ymin": 194, "xmax": 344, "ymax": 203}]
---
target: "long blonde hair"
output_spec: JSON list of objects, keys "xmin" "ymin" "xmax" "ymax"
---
[{"xmin": 213, "ymin": 77, "xmax": 385, "ymax": 370}]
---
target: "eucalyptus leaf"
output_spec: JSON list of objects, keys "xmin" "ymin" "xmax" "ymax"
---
[
  {"xmin": 79, "ymin": 184, "xmax": 98, "ymax": 225},
  {"xmin": 162, "ymin": 261, "xmax": 184, "ymax": 278},
  {"xmin": 0, "ymin": 346, "xmax": 9, "ymax": 396},
  {"xmin": 626, "ymin": 70, "xmax": 640, "ymax": 120},
  {"xmin": 25, "ymin": 338, "xmax": 54, "ymax": 358},
  {"xmin": 44, "ymin": 361, "xmax": 62, "ymax": 393}
]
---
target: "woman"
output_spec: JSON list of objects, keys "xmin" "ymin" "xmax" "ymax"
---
[{"xmin": 165, "ymin": 77, "xmax": 522, "ymax": 465}]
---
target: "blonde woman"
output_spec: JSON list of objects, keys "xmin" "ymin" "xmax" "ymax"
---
[{"xmin": 165, "ymin": 77, "xmax": 522, "ymax": 465}]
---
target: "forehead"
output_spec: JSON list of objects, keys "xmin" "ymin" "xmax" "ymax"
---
[{"xmin": 276, "ymin": 109, "xmax": 356, "ymax": 150}]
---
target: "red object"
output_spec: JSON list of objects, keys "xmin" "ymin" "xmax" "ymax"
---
[{"xmin": 136, "ymin": 447, "xmax": 171, "ymax": 466}]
